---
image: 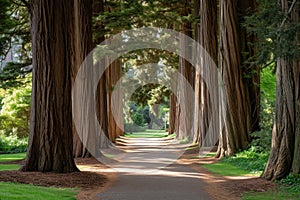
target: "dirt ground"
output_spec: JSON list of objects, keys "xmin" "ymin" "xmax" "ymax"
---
[
  {"xmin": 0, "ymin": 153, "xmax": 276, "ymax": 200},
  {"xmin": 0, "ymin": 158, "xmax": 116, "ymax": 200}
]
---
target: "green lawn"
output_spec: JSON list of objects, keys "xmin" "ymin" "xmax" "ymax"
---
[
  {"xmin": 202, "ymin": 162, "xmax": 253, "ymax": 176},
  {"xmin": 0, "ymin": 153, "xmax": 26, "ymax": 171},
  {"xmin": 124, "ymin": 129, "xmax": 169, "ymax": 138},
  {"xmin": 0, "ymin": 182, "xmax": 78, "ymax": 200},
  {"xmin": 243, "ymin": 187, "xmax": 300, "ymax": 200},
  {"xmin": 0, "ymin": 153, "xmax": 26, "ymax": 162},
  {"xmin": 0, "ymin": 164, "xmax": 20, "ymax": 171}
]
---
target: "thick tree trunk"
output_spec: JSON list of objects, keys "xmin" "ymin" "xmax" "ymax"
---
[
  {"xmin": 193, "ymin": 0, "xmax": 218, "ymax": 144},
  {"xmin": 94, "ymin": 0, "xmax": 110, "ymax": 148},
  {"xmin": 72, "ymin": 0, "xmax": 93, "ymax": 158},
  {"xmin": 216, "ymin": 0, "xmax": 250, "ymax": 157},
  {"xmin": 106, "ymin": 59, "xmax": 124, "ymax": 142},
  {"xmin": 262, "ymin": 0, "xmax": 300, "ymax": 180},
  {"xmin": 176, "ymin": 0, "xmax": 194, "ymax": 140},
  {"xmin": 21, "ymin": 0, "xmax": 78, "ymax": 172}
]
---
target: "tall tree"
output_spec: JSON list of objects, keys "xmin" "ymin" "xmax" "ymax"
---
[
  {"xmin": 72, "ymin": 0, "xmax": 93, "ymax": 158},
  {"xmin": 262, "ymin": 0, "xmax": 300, "ymax": 180},
  {"xmin": 175, "ymin": 0, "xmax": 194, "ymax": 140},
  {"xmin": 21, "ymin": 0, "xmax": 78, "ymax": 172},
  {"xmin": 193, "ymin": 0, "xmax": 218, "ymax": 144},
  {"xmin": 216, "ymin": 0, "xmax": 250, "ymax": 157},
  {"xmin": 106, "ymin": 59, "xmax": 124, "ymax": 141}
]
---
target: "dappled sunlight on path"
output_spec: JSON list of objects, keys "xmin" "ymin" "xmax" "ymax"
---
[{"xmin": 96, "ymin": 133, "xmax": 210, "ymax": 200}]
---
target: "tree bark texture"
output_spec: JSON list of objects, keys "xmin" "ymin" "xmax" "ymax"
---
[
  {"xmin": 22, "ymin": 0, "xmax": 78, "ymax": 172},
  {"xmin": 262, "ymin": 0, "xmax": 300, "ymax": 180},
  {"xmin": 106, "ymin": 59, "xmax": 124, "ymax": 142},
  {"xmin": 217, "ymin": 0, "xmax": 250, "ymax": 157},
  {"xmin": 176, "ymin": 0, "xmax": 195, "ymax": 140},
  {"xmin": 72, "ymin": 0, "xmax": 93, "ymax": 158},
  {"xmin": 193, "ymin": 0, "xmax": 218, "ymax": 144}
]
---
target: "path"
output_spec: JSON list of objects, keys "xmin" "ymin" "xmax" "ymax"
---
[{"xmin": 96, "ymin": 134, "xmax": 210, "ymax": 200}]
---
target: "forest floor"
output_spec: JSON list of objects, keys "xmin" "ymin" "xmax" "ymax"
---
[{"xmin": 0, "ymin": 137, "xmax": 276, "ymax": 200}]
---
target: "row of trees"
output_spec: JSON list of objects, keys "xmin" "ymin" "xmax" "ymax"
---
[{"xmin": 0, "ymin": 0, "xmax": 299, "ymax": 181}]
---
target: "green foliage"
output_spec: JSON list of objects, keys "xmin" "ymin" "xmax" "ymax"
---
[
  {"xmin": 260, "ymin": 67, "xmax": 276, "ymax": 129},
  {"xmin": 124, "ymin": 123, "xmax": 147, "ymax": 133},
  {"xmin": 250, "ymin": 130, "xmax": 272, "ymax": 152},
  {"xmin": 242, "ymin": 174, "xmax": 300, "ymax": 199},
  {"xmin": 245, "ymin": 0, "xmax": 300, "ymax": 66},
  {"xmin": 242, "ymin": 188, "xmax": 300, "ymax": 200},
  {"xmin": 0, "ymin": 75, "xmax": 31, "ymax": 138},
  {"xmin": 0, "ymin": 135, "xmax": 27, "ymax": 153},
  {"xmin": 0, "ymin": 62, "xmax": 32, "ymax": 89},
  {"xmin": 0, "ymin": 0, "xmax": 17, "ymax": 59},
  {"xmin": 279, "ymin": 174, "xmax": 300, "ymax": 193},
  {"xmin": 0, "ymin": 182, "xmax": 78, "ymax": 200},
  {"xmin": 221, "ymin": 147, "xmax": 269, "ymax": 175}
]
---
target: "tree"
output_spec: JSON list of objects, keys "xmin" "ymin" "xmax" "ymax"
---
[
  {"xmin": 193, "ymin": 0, "xmax": 218, "ymax": 144},
  {"xmin": 21, "ymin": 0, "xmax": 78, "ymax": 172},
  {"xmin": 175, "ymin": 0, "xmax": 194, "ymax": 140},
  {"xmin": 72, "ymin": 0, "xmax": 93, "ymax": 158},
  {"xmin": 216, "ymin": 0, "xmax": 250, "ymax": 157},
  {"xmin": 262, "ymin": 0, "xmax": 300, "ymax": 180}
]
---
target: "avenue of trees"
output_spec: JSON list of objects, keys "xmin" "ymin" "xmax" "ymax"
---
[{"xmin": 0, "ymin": 0, "xmax": 299, "ymax": 181}]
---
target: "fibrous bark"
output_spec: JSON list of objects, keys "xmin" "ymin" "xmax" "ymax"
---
[
  {"xmin": 217, "ymin": 0, "xmax": 250, "ymax": 157},
  {"xmin": 262, "ymin": 0, "xmax": 300, "ymax": 180},
  {"xmin": 193, "ymin": 0, "xmax": 218, "ymax": 144},
  {"xmin": 22, "ymin": 0, "xmax": 78, "ymax": 173}
]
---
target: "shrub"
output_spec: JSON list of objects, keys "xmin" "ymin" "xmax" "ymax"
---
[{"xmin": 0, "ymin": 134, "xmax": 27, "ymax": 153}]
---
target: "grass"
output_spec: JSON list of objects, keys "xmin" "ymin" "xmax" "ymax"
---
[
  {"xmin": 243, "ymin": 189, "xmax": 300, "ymax": 200},
  {"xmin": 0, "ymin": 182, "xmax": 78, "ymax": 200},
  {"xmin": 124, "ymin": 129, "xmax": 169, "ymax": 138},
  {"xmin": 0, "ymin": 164, "xmax": 20, "ymax": 171},
  {"xmin": 0, "ymin": 152, "xmax": 26, "ymax": 171},
  {"xmin": 202, "ymin": 147, "xmax": 269, "ymax": 176},
  {"xmin": 202, "ymin": 162, "xmax": 253, "ymax": 176},
  {"xmin": 0, "ymin": 152, "xmax": 26, "ymax": 162}
]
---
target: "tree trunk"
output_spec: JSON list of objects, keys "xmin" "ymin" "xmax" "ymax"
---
[
  {"xmin": 72, "ymin": 0, "xmax": 93, "ymax": 158},
  {"xmin": 262, "ymin": 0, "xmax": 300, "ymax": 180},
  {"xmin": 106, "ymin": 59, "xmax": 124, "ymax": 142},
  {"xmin": 176, "ymin": 0, "xmax": 194, "ymax": 140},
  {"xmin": 94, "ymin": 0, "xmax": 110, "ymax": 149},
  {"xmin": 193, "ymin": 0, "xmax": 218, "ymax": 144},
  {"xmin": 237, "ymin": 0, "xmax": 260, "ymax": 133},
  {"xmin": 216, "ymin": 0, "xmax": 250, "ymax": 157},
  {"xmin": 169, "ymin": 93, "xmax": 176, "ymax": 134},
  {"xmin": 21, "ymin": 0, "xmax": 78, "ymax": 172}
]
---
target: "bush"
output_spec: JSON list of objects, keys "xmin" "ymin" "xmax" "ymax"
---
[
  {"xmin": 124, "ymin": 123, "xmax": 146, "ymax": 133},
  {"xmin": 222, "ymin": 146, "xmax": 269, "ymax": 174},
  {"xmin": 0, "ymin": 76, "xmax": 31, "ymax": 138},
  {"xmin": 0, "ymin": 134, "xmax": 27, "ymax": 153}
]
